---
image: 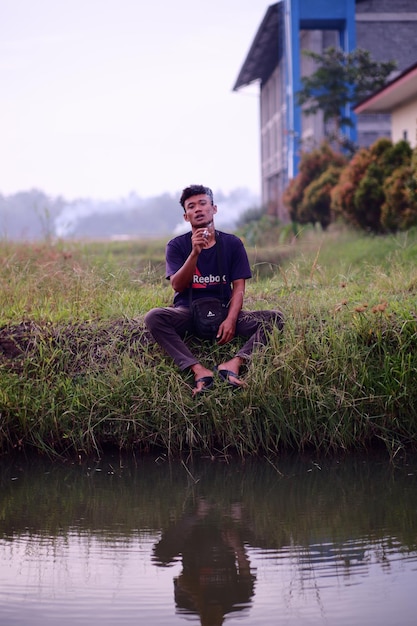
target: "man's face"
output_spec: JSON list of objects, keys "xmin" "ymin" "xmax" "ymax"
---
[{"xmin": 183, "ymin": 194, "xmax": 217, "ymax": 228}]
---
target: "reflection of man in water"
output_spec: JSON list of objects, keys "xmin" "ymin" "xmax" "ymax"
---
[{"xmin": 152, "ymin": 498, "xmax": 255, "ymax": 626}]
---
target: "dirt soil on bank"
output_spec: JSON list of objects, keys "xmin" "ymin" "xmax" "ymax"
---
[{"xmin": 0, "ymin": 319, "xmax": 152, "ymax": 375}]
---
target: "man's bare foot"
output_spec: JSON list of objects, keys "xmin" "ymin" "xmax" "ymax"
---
[
  {"xmin": 190, "ymin": 364, "xmax": 214, "ymax": 396},
  {"xmin": 216, "ymin": 357, "xmax": 246, "ymax": 388}
]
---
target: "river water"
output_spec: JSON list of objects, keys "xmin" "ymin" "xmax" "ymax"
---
[{"xmin": 0, "ymin": 451, "xmax": 416, "ymax": 626}]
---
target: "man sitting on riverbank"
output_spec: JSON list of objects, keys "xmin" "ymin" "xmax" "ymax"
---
[{"xmin": 145, "ymin": 184, "xmax": 284, "ymax": 395}]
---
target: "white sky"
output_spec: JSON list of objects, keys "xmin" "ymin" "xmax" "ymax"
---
[{"xmin": 0, "ymin": 0, "xmax": 270, "ymax": 201}]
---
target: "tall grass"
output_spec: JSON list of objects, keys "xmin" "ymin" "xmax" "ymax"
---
[{"xmin": 1, "ymin": 227, "xmax": 416, "ymax": 458}]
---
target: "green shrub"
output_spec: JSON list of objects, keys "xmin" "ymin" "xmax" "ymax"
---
[{"xmin": 283, "ymin": 142, "xmax": 347, "ymax": 227}]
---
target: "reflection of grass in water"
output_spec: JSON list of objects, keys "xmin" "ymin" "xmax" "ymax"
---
[
  {"xmin": 0, "ymin": 230, "xmax": 417, "ymax": 458},
  {"xmin": 0, "ymin": 453, "xmax": 416, "ymax": 558}
]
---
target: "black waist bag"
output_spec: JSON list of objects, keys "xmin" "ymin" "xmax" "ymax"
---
[{"xmin": 191, "ymin": 297, "xmax": 227, "ymax": 341}]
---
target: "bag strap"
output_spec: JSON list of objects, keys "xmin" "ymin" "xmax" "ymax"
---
[{"xmin": 189, "ymin": 231, "xmax": 225, "ymax": 306}]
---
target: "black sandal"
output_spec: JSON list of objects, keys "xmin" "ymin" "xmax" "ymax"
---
[
  {"xmin": 193, "ymin": 376, "xmax": 214, "ymax": 393},
  {"xmin": 214, "ymin": 367, "xmax": 243, "ymax": 389}
]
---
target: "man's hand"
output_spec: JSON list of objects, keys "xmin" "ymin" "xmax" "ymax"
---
[
  {"xmin": 191, "ymin": 227, "xmax": 210, "ymax": 254},
  {"xmin": 216, "ymin": 317, "xmax": 236, "ymax": 345}
]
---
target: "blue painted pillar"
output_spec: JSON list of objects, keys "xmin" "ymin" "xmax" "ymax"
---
[{"xmin": 284, "ymin": 0, "xmax": 356, "ymax": 178}]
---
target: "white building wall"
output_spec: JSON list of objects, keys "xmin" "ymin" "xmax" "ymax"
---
[
  {"xmin": 391, "ymin": 98, "xmax": 417, "ymax": 148},
  {"xmin": 260, "ymin": 63, "xmax": 288, "ymax": 220}
]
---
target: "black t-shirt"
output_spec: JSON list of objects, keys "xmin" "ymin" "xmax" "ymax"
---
[{"xmin": 165, "ymin": 230, "xmax": 252, "ymax": 307}]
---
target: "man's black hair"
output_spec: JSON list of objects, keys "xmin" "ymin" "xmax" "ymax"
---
[{"xmin": 179, "ymin": 184, "xmax": 214, "ymax": 209}]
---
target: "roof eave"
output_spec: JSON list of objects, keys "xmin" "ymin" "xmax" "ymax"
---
[
  {"xmin": 233, "ymin": 3, "xmax": 282, "ymax": 91},
  {"xmin": 354, "ymin": 62, "xmax": 417, "ymax": 114}
]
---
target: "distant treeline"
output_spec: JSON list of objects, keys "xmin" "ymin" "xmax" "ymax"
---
[{"xmin": 0, "ymin": 187, "xmax": 260, "ymax": 241}]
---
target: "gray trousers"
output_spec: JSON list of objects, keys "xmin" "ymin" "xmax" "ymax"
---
[{"xmin": 145, "ymin": 305, "xmax": 284, "ymax": 371}]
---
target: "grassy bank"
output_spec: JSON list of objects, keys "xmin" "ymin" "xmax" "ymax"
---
[{"xmin": 1, "ymin": 227, "xmax": 417, "ymax": 458}]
